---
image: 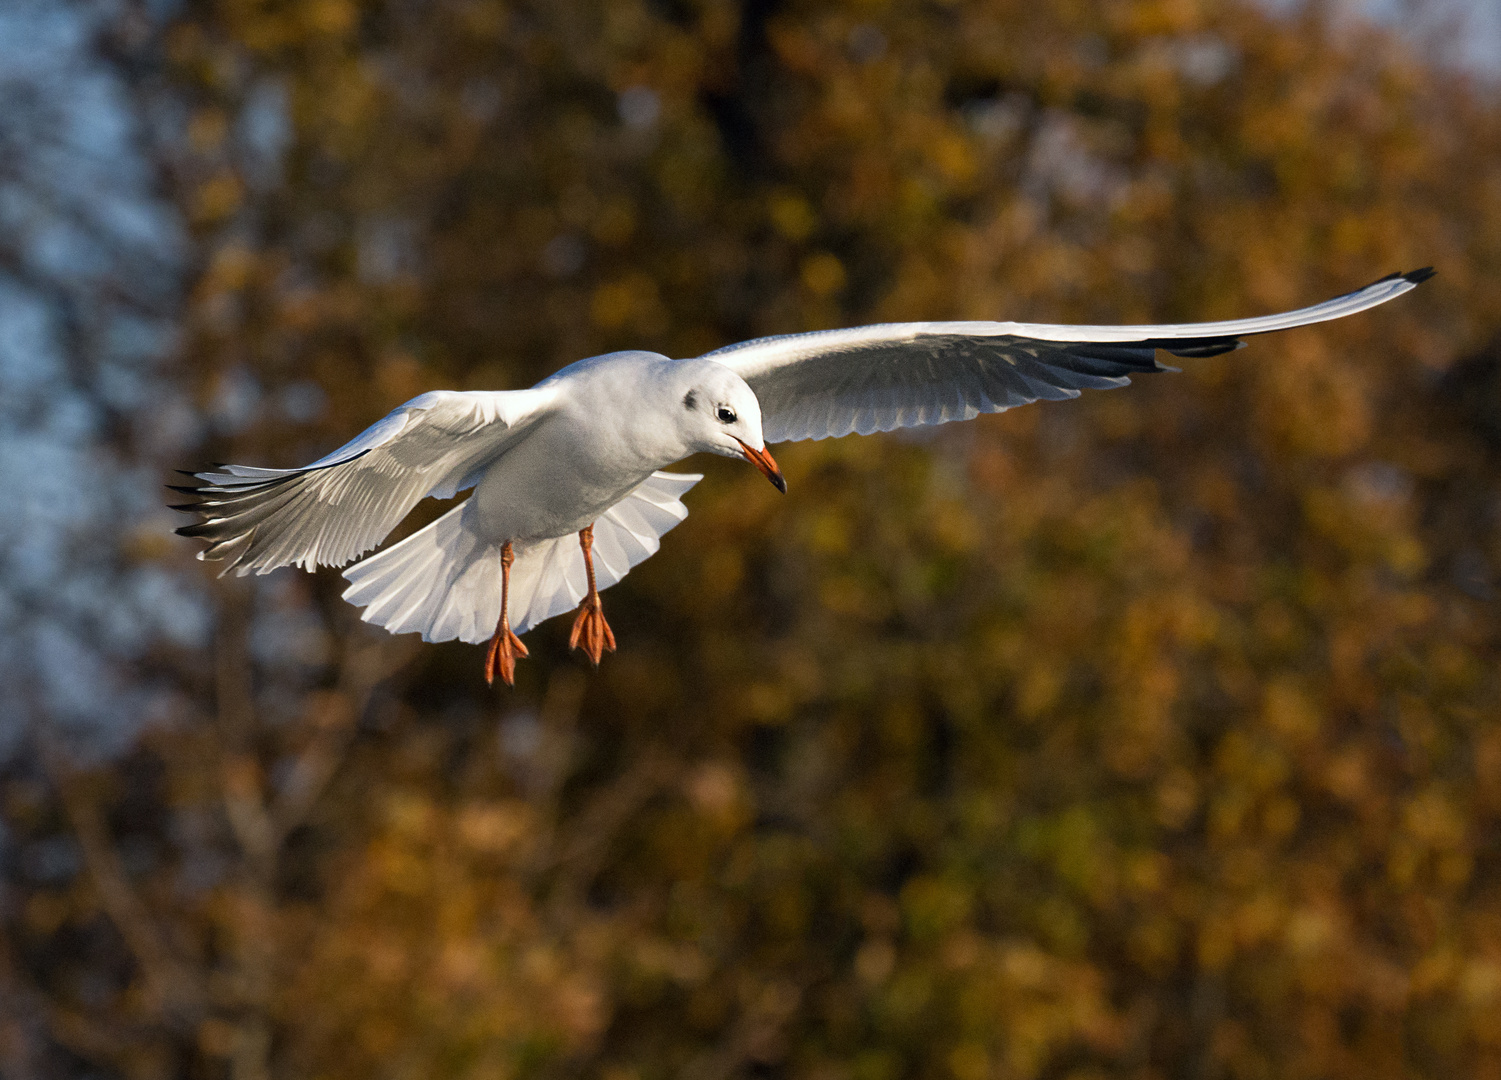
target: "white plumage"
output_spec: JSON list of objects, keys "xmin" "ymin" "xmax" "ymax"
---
[
  {"xmin": 173, "ymin": 270, "xmax": 1430, "ymax": 673},
  {"xmin": 340, "ymin": 470, "xmax": 700, "ymax": 641},
  {"xmin": 175, "ymin": 388, "xmax": 556, "ymax": 573}
]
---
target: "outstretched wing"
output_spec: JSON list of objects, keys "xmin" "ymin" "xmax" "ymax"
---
[
  {"xmin": 172, "ymin": 388, "xmax": 559, "ymax": 575},
  {"xmin": 704, "ymin": 269, "xmax": 1432, "ymax": 444}
]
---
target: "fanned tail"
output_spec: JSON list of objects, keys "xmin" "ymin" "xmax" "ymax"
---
[{"xmin": 341, "ymin": 471, "xmax": 702, "ymax": 643}]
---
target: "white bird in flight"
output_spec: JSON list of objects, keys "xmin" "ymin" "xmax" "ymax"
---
[{"xmin": 174, "ymin": 269, "xmax": 1431, "ymax": 684}]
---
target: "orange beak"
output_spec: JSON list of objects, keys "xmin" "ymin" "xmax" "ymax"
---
[{"xmin": 736, "ymin": 439, "xmax": 787, "ymax": 493}]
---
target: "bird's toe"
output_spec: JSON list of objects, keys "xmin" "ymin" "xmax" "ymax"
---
[
  {"xmin": 569, "ymin": 598, "xmax": 615, "ymax": 666},
  {"xmin": 485, "ymin": 627, "xmax": 528, "ymax": 687}
]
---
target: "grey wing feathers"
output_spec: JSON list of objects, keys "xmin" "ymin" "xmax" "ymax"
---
[
  {"xmin": 171, "ymin": 388, "xmax": 555, "ymax": 575},
  {"xmin": 706, "ymin": 269, "xmax": 1432, "ymax": 444},
  {"xmin": 744, "ymin": 334, "xmax": 1173, "ymax": 443}
]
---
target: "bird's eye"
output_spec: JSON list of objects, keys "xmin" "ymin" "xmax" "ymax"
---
[{"xmin": 716, "ymin": 406, "xmax": 737, "ymax": 424}]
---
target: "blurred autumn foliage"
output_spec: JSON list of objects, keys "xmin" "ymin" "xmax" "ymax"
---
[{"xmin": 3, "ymin": 0, "xmax": 1501, "ymax": 1078}]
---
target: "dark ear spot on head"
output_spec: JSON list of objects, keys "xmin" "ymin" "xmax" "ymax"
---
[{"xmin": 683, "ymin": 390, "xmax": 697, "ymax": 411}]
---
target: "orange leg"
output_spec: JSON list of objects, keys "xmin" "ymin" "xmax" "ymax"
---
[
  {"xmin": 568, "ymin": 524, "xmax": 616, "ymax": 666},
  {"xmin": 484, "ymin": 541, "xmax": 528, "ymax": 686}
]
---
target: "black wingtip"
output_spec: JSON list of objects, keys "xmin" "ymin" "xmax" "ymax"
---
[
  {"xmin": 1403, "ymin": 266, "xmax": 1436, "ymax": 285},
  {"xmin": 1163, "ymin": 339, "xmax": 1244, "ymax": 359}
]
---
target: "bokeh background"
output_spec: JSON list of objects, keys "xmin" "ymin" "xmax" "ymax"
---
[{"xmin": 2, "ymin": 0, "xmax": 1500, "ymax": 1078}]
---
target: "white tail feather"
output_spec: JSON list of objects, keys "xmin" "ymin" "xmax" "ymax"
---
[{"xmin": 341, "ymin": 471, "xmax": 702, "ymax": 643}]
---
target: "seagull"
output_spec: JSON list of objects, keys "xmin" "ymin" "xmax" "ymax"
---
[{"xmin": 173, "ymin": 268, "xmax": 1432, "ymax": 684}]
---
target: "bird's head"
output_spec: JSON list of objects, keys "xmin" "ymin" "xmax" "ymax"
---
[{"xmin": 675, "ymin": 361, "xmax": 785, "ymax": 493}]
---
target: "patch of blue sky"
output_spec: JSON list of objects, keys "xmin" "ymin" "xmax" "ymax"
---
[
  {"xmin": 127, "ymin": 563, "xmax": 213, "ymax": 652},
  {"xmin": 0, "ymin": 0, "xmax": 198, "ymax": 756},
  {"xmin": 241, "ymin": 78, "xmax": 293, "ymax": 189},
  {"xmin": 0, "ymin": 0, "xmax": 85, "ymax": 72},
  {"xmin": 1261, "ymin": 0, "xmax": 1501, "ymax": 75},
  {"xmin": 0, "ymin": 280, "xmax": 60, "ymax": 395},
  {"xmin": 0, "ymin": 438, "xmax": 98, "ymax": 578},
  {"xmin": 28, "ymin": 618, "xmax": 150, "ymax": 754}
]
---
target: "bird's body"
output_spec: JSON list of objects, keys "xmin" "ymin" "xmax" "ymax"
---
[
  {"xmin": 468, "ymin": 352, "xmax": 716, "ymax": 544},
  {"xmin": 173, "ymin": 269, "xmax": 1433, "ymax": 683}
]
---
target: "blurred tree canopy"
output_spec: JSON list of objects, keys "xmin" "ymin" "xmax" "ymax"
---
[{"xmin": 3, "ymin": 0, "xmax": 1501, "ymax": 1079}]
